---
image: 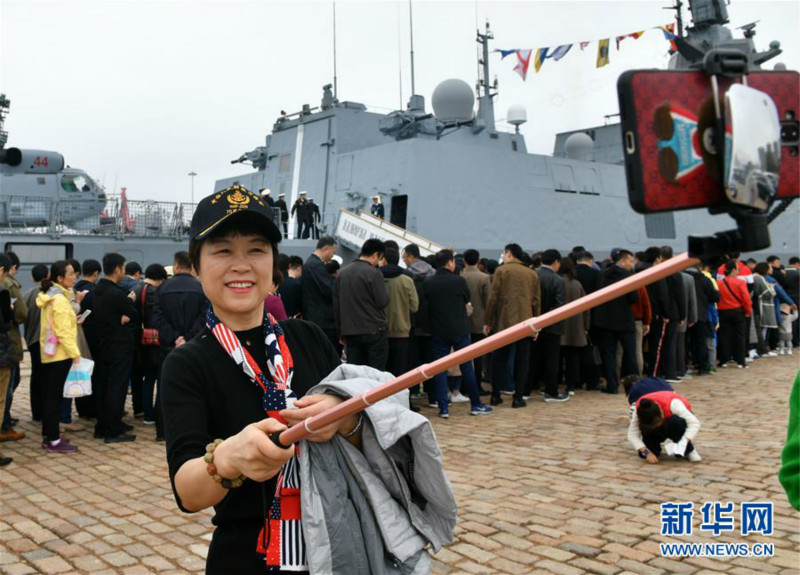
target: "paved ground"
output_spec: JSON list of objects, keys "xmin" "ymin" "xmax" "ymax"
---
[{"xmin": 1, "ymin": 354, "xmax": 798, "ymax": 575}]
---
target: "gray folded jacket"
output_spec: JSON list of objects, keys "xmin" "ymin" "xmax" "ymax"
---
[{"xmin": 297, "ymin": 364, "xmax": 457, "ymax": 575}]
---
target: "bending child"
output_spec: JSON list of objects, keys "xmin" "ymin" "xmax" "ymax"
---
[
  {"xmin": 622, "ymin": 374, "xmax": 674, "ymax": 408},
  {"xmin": 627, "ymin": 390, "xmax": 701, "ymax": 464}
]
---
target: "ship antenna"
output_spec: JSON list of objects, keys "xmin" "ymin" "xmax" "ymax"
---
[
  {"xmin": 476, "ymin": 21, "xmax": 496, "ymax": 131},
  {"xmin": 397, "ymin": 3, "xmax": 404, "ymax": 108},
  {"xmin": 474, "ymin": 2, "xmax": 480, "ymax": 92},
  {"xmin": 409, "ymin": 0, "xmax": 416, "ymax": 97},
  {"xmin": 332, "ymin": 1, "xmax": 339, "ymax": 100}
]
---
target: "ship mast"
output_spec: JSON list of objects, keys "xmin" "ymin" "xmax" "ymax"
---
[
  {"xmin": 476, "ymin": 22, "xmax": 497, "ymax": 132},
  {"xmin": 332, "ymin": 1, "xmax": 339, "ymax": 100},
  {"xmin": 663, "ymin": 0, "xmax": 685, "ymax": 38},
  {"xmin": 409, "ymin": 0, "xmax": 416, "ymax": 98},
  {"xmin": 0, "ymin": 94, "xmax": 9, "ymax": 149}
]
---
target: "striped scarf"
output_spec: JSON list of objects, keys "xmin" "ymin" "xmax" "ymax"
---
[{"xmin": 206, "ymin": 308, "xmax": 306, "ymax": 571}]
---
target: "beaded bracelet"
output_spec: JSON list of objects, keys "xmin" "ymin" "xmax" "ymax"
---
[{"xmin": 204, "ymin": 439, "xmax": 245, "ymax": 489}]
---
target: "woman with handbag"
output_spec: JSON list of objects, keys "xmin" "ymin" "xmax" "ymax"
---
[
  {"xmin": 135, "ymin": 264, "xmax": 168, "ymax": 430},
  {"xmin": 717, "ymin": 260, "xmax": 753, "ymax": 369},
  {"xmin": 35, "ymin": 261, "xmax": 81, "ymax": 454}
]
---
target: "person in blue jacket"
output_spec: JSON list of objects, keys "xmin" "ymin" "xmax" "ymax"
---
[{"xmin": 622, "ymin": 374, "xmax": 674, "ymax": 406}]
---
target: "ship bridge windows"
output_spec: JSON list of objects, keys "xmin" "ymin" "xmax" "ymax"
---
[{"xmin": 60, "ymin": 174, "xmax": 91, "ymax": 192}]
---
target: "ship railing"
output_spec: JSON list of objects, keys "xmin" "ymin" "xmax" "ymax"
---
[{"xmin": 0, "ymin": 196, "xmax": 200, "ymax": 239}]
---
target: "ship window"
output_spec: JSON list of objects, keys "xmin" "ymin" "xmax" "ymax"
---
[
  {"xmin": 61, "ymin": 174, "xmax": 90, "ymax": 192},
  {"xmin": 4, "ymin": 242, "xmax": 72, "ymax": 265},
  {"xmin": 37, "ymin": 177, "xmax": 45, "ymax": 185},
  {"xmin": 644, "ymin": 213, "xmax": 676, "ymax": 239},
  {"xmin": 552, "ymin": 164, "xmax": 575, "ymax": 192},
  {"xmin": 512, "ymin": 141, "xmax": 518, "ymax": 152},
  {"xmin": 279, "ymin": 154, "xmax": 292, "ymax": 173}
]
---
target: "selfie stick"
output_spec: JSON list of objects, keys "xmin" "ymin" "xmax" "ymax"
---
[{"xmin": 272, "ymin": 252, "xmax": 700, "ymax": 448}]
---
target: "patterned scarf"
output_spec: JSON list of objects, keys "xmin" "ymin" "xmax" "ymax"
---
[{"xmin": 206, "ymin": 308, "xmax": 306, "ymax": 571}]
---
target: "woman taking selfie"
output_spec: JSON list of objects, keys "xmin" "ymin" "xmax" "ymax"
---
[{"xmin": 162, "ymin": 186, "xmax": 454, "ymax": 575}]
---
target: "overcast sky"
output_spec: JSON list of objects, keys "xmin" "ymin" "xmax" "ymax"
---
[{"xmin": 2, "ymin": 0, "xmax": 797, "ymax": 204}]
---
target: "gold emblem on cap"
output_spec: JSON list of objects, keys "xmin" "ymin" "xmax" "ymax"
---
[{"xmin": 228, "ymin": 190, "xmax": 250, "ymax": 207}]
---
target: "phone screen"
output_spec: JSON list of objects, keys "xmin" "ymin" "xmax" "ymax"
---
[{"xmin": 618, "ymin": 70, "xmax": 799, "ymax": 214}]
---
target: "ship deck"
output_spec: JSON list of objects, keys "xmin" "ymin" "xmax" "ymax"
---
[{"xmin": 0, "ymin": 355, "xmax": 798, "ymax": 575}]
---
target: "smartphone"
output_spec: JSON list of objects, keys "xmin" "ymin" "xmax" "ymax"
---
[
  {"xmin": 617, "ymin": 69, "xmax": 799, "ymax": 214},
  {"xmin": 77, "ymin": 309, "xmax": 92, "ymax": 323}
]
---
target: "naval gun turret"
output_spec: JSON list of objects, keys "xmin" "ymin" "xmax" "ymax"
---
[{"xmin": 0, "ymin": 94, "xmax": 106, "ymax": 230}]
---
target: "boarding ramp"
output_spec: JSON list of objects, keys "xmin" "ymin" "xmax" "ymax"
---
[{"xmin": 334, "ymin": 209, "xmax": 445, "ymax": 257}]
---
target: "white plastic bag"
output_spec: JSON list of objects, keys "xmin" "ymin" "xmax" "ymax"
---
[{"xmin": 63, "ymin": 358, "xmax": 94, "ymax": 398}]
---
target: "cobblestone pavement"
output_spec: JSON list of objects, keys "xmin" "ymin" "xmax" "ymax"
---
[{"xmin": 1, "ymin": 355, "xmax": 798, "ymax": 575}]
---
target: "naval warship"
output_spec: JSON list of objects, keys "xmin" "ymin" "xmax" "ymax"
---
[
  {"xmin": 0, "ymin": 0, "xmax": 796, "ymax": 281},
  {"xmin": 217, "ymin": 0, "xmax": 797, "ymax": 259}
]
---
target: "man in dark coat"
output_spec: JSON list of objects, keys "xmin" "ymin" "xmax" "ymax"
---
[
  {"xmin": 575, "ymin": 251, "xmax": 601, "ymax": 295},
  {"xmin": 259, "ymin": 188, "xmax": 275, "ymax": 208},
  {"xmin": 333, "ymin": 239, "xmax": 390, "ymax": 370},
  {"xmin": 308, "ymin": 199, "xmax": 321, "ymax": 239},
  {"xmin": 419, "ymin": 250, "xmax": 491, "ymax": 418},
  {"xmin": 575, "ymin": 251, "xmax": 602, "ymax": 389},
  {"xmin": 593, "ymin": 249, "xmax": 639, "ymax": 394},
  {"xmin": 528, "ymin": 249, "xmax": 567, "ymax": 402},
  {"xmin": 638, "ymin": 247, "xmax": 671, "ymax": 377},
  {"xmin": 275, "ymin": 193, "xmax": 289, "ymax": 239},
  {"xmin": 277, "ymin": 256, "xmax": 303, "ymax": 318},
  {"xmin": 152, "ymin": 251, "xmax": 206, "ymax": 351},
  {"xmin": 685, "ymin": 264, "xmax": 720, "ymax": 374},
  {"xmin": 302, "ymin": 236, "xmax": 339, "ymax": 350},
  {"xmin": 93, "ymin": 253, "xmax": 138, "ymax": 443},
  {"xmin": 660, "ymin": 246, "xmax": 686, "ymax": 382},
  {"xmin": 73, "ymin": 259, "xmax": 102, "ymax": 419},
  {"xmin": 291, "ymin": 192, "xmax": 312, "ymax": 239},
  {"xmin": 370, "ymin": 195, "xmax": 385, "ymax": 219}
]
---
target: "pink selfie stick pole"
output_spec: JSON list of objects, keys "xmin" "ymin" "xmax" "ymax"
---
[{"xmin": 274, "ymin": 252, "xmax": 700, "ymax": 447}]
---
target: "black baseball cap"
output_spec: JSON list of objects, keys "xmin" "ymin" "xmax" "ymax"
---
[{"xmin": 190, "ymin": 184, "xmax": 282, "ymax": 244}]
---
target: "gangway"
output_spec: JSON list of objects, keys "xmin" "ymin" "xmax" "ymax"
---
[{"xmin": 333, "ymin": 209, "xmax": 445, "ymax": 257}]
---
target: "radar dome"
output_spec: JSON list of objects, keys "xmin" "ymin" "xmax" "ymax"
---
[
  {"xmin": 564, "ymin": 133, "xmax": 594, "ymax": 161},
  {"xmin": 507, "ymin": 105, "xmax": 527, "ymax": 126},
  {"xmin": 432, "ymin": 79, "xmax": 474, "ymax": 122}
]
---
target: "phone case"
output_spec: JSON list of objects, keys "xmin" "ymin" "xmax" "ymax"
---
[{"xmin": 618, "ymin": 69, "xmax": 799, "ymax": 214}]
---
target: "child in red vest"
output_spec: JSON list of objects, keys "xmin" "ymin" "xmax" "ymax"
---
[{"xmin": 627, "ymin": 390, "xmax": 701, "ymax": 463}]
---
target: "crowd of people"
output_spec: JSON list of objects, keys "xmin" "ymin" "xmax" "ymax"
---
[
  {"xmin": 0, "ymin": 233, "xmax": 797, "ymax": 466},
  {"xmin": 289, "ymin": 238, "xmax": 799, "ymax": 421},
  {"xmin": 0, "ymin": 250, "xmax": 206, "ymax": 463}
]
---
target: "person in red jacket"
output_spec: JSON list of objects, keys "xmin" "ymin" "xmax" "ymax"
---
[
  {"xmin": 627, "ymin": 390, "xmax": 701, "ymax": 464},
  {"xmin": 717, "ymin": 260, "xmax": 752, "ymax": 368}
]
